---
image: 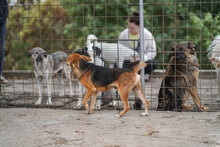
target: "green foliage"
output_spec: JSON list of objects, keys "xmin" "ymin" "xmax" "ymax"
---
[
  {"xmin": 61, "ymin": 0, "xmax": 134, "ymax": 48},
  {"xmin": 5, "ymin": 0, "xmax": 220, "ymax": 70},
  {"xmin": 5, "ymin": 0, "xmax": 71, "ymax": 70},
  {"xmin": 186, "ymin": 12, "xmax": 220, "ymax": 69}
]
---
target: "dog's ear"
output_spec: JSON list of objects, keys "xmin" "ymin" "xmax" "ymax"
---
[
  {"xmin": 73, "ymin": 47, "xmax": 90, "ymax": 57},
  {"xmin": 84, "ymin": 47, "xmax": 88, "ymax": 51},
  {"xmin": 81, "ymin": 55, "xmax": 92, "ymax": 62},
  {"xmin": 188, "ymin": 42, "xmax": 196, "ymax": 54},
  {"xmin": 73, "ymin": 48, "xmax": 83, "ymax": 54},
  {"xmin": 43, "ymin": 51, "xmax": 47, "ymax": 57},
  {"xmin": 92, "ymin": 46, "xmax": 102, "ymax": 57},
  {"xmin": 82, "ymin": 47, "xmax": 90, "ymax": 57},
  {"xmin": 169, "ymin": 47, "xmax": 175, "ymax": 58},
  {"xmin": 27, "ymin": 50, "xmax": 32, "ymax": 57},
  {"xmin": 66, "ymin": 54, "xmax": 76, "ymax": 68}
]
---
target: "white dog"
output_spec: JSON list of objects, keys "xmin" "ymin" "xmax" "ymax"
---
[
  {"xmin": 86, "ymin": 34, "xmax": 140, "ymax": 106},
  {"xmin": 208, "ymin": 35, "xmax": 220, "ymax": 97},
  {"xmin": 28, "ymin": 47, "xmax": 73, "ymax": 105},
  {"xmin": 73, "ymin": 37, "xmax": 104, "ymax": 109},
  {"xmin": 86, "ymin": 34, "xmax": 139, "ymax": 68}
]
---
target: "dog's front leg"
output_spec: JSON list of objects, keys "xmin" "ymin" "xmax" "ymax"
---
[
  {"xmin": 68, "ymin": 76, "xmax": 74, "ymax": 97},
  {"xmin": 90, "ymin": 92, "xmax": 98, "ymax": 113},
  {"xmin": 82, "ymin": 91, "xmax": 93, "ymax": 114},
  {"xmin": 181, "ymin": 95, "xmax": 193, "ymax": 110},
  {"xmin": 76, "ymin": 83, "xmax": 84, "ymax": 109},
  {"xmin": 46, "ymin": 76, "xmax": 52, "ymax": 105},
  {"xmin": 115, "ymin": 87, "xmax": 130, "ymax": 117},
  {"xmin": 190, "ymin": 87, "xmax": 208, "ymax": 111},
  {"xmin": 57, "ymin": 72, "xmax": 65, "ymax": 97},
  {"xmin": 132, "ymin": 83, "xmax": 149, "ymax": 116},
  {"xmin": 35, "ymin": 76, "xmax": 43, "ymax": 105},
  {"xmin": 95, "ymin": 92, "xmax": 102, "ymax": 110},
  {"xmin": 65, "ymin": 65, "xmax": 74, "ymax": 96}
]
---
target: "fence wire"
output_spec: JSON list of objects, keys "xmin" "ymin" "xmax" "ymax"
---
[{"xmin": 0, "ymin": 0, "xmax": 220, "ymax": 111}]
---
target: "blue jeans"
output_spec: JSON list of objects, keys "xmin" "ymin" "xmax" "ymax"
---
[{"xmin": 0, "ymin": 19, "xmax": 7, "ymax": 76}]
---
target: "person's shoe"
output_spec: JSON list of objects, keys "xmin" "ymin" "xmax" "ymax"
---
[{"xmin": 0, "ymin": 76, "xmax": 7, "ymax": 84}]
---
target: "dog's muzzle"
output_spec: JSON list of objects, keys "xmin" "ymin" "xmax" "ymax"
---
[{"xmin": 35, "ymin": 56, "xmax": 43, "ymax": 62}]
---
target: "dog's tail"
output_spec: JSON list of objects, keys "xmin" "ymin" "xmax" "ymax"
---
[
  {"xmin": 86, "ymin": 34, "xmax": 98, "ymax": 46},
  {"xmin": 131, "ymin": 60, "xmax": 147, "ymax": 74}
]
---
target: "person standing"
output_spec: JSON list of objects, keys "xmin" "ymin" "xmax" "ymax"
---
[
  {"xmin": 0, "ymin": 0, "xmax": 8, "ymax": 83},
  {"xmin": 118, "ymin": 11, "xmax": 157, "ymax": 80}
]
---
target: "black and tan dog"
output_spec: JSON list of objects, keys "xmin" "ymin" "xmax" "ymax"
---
[
  {"xmin": 66, "ymin": 53, "xmax": 149, "ymax": 117},
  {"xmin": 158, "ymin": 42, "xmax": 208, "ymax": 111}
]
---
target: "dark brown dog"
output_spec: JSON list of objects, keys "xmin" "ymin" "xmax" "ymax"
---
[
  {"xmin": 158, "ymin": 42, "xmax": 208, "ymax": 111},
  {"xmin": 66, "ymin": 53, "xmax": 149, "ymax": 117}
]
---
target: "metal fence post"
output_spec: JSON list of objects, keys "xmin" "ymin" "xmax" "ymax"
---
[{"xmin": 139, "ymin": 0, "xmax": 145, "ymax": 96}]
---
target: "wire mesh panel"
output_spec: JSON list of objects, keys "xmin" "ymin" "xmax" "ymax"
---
[{"xmin": 0, "ymin": 0, "xmax": 220, "ymax": 111}]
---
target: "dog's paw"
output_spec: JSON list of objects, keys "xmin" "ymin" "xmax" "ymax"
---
[
  {"xmin": 108, "ymin": 101, "xmax": 119, "ymax": 107},
  {"xmin": 69, "ymin": 92, "xmax": 74, "ymax": 97},
  {"xmin": 115, "ymin": 114, "xmax": 121, "ymax": 118},
  {"xmin": 85, "ymin": 110, "xmax": 90, "ymax": 114},
  {"xmin": 201, "ymin": 107, "xmax": 208, "ymax": 111},
  {"xmin": 89, "ymin": 109, "xmax": 95, "ymax": 114},
  {"xmin": 75, "ymin": 105, "xmax": 82, "ymax": 109},
  {"xmin": 187, "ymin": 105, "xmax": 193, "ymax": 110},
  {"xmin": 95, "ymin": 105, "xmax": 101, "ymax": 110},
  {"xmin": 35, "ymin": 99, "xmax": 42, "ymax": 105},
  {"xmin": 35, "ymin": 101, "xmax": 41, "ymax": 105},
  {"xmin": 59, "ymin": 92, "xmax": 65, "ymax": 97},
  {"xmin": 182, "ymin": 105, "xmax": 193, "ymax": 110},
  {"xmin": 76, "ymin": 100, "xmax": 83, "ymax": 109},
  {"xmin": 46, "ymin": 100, "xmax": 52, "ymax": 105},
  {"xmin": 141, "ymin": 112, "xmax": 149, "ymax": 116},
  {"xmin": 95, "ymin": 100, "xmax": 101, "ymax": 110}
]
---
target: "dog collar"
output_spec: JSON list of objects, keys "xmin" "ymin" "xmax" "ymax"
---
[
  {"xmin": 71, "ymin": 63, "xmax": 86, "ymax": 81},
  {"xmin": 72, "ymin": 64, "xmax": 77, "ymax": 69},
  {"xmin": 77, "ymin": 68, "xmax": 90, "ymax": 81}
]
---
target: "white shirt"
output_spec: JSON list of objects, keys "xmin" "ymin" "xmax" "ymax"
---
[{"xmin": 118, "ymin": 28, "xmax": 157, "ymax": 61}]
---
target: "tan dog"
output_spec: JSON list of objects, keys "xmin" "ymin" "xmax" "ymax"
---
[
  {"xmin": 66, "ymin": 53, "xmax": 149, "ymax": 117},
  {"xmin": 158, "ymin": 42, "xmax": 208, "ymax": 111}
]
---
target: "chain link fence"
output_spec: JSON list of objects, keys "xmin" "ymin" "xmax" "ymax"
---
[{"xmin": 0, "ymin": 0, "xmax": 219, "ymax": 111}]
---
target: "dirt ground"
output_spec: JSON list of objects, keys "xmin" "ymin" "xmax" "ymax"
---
[{"xmin": 0, "ymin": 108, "xmax": 219, "ymax": 147}]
